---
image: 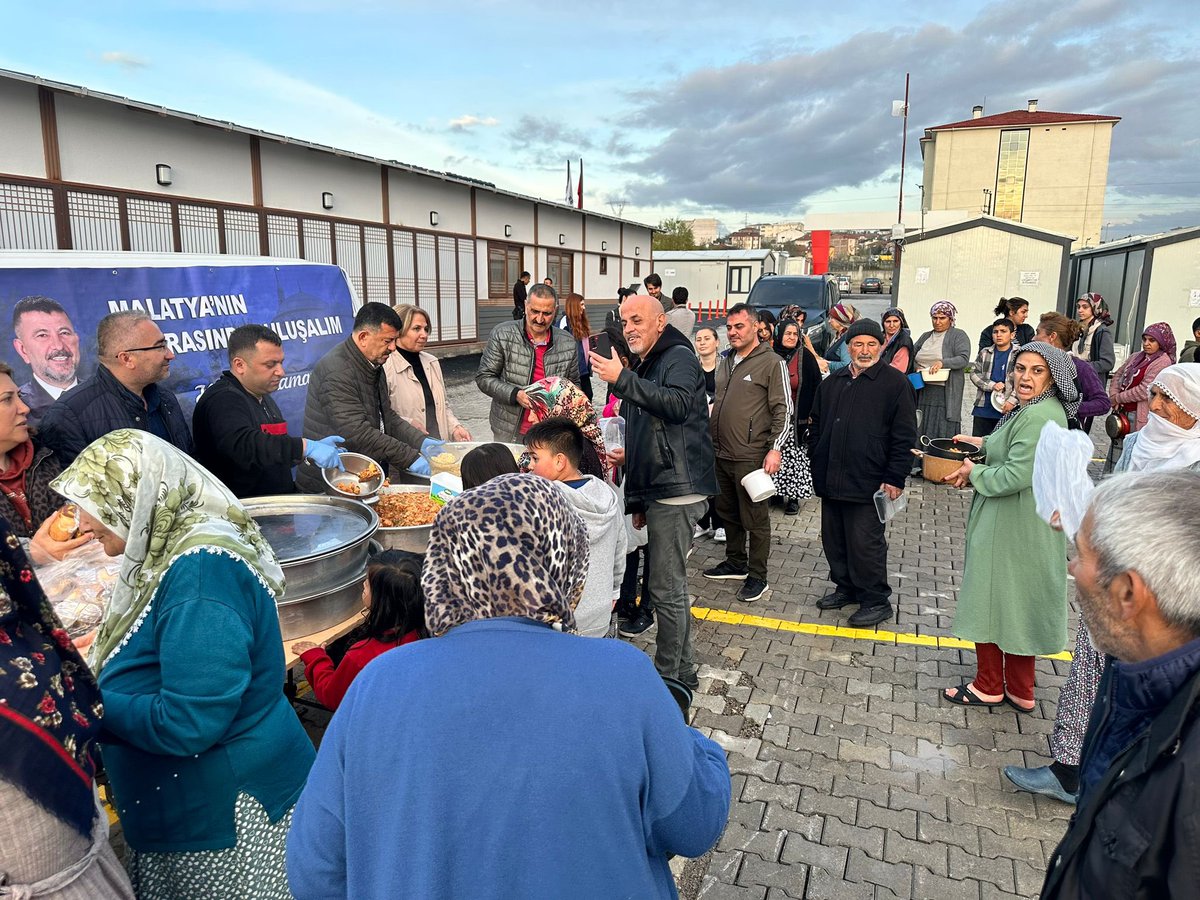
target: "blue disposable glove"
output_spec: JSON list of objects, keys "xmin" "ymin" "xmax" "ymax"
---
[
  {"xmin": 408, "ymin": 456, "xmax": 431, "ymax": 477},
  {"xmin": 304, "ymin": 435, "xmax": 345, "ymax": 470},
  {"xmin": 420, "ymin": 438, "xmax": 445, "ymax": 456}
]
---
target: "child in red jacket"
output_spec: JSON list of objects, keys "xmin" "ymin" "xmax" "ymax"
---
[{"xmin": 291, "ymin": 550, "xmax": 425, "ymax": 710}]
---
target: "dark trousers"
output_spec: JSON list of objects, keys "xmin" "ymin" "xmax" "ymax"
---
[
  {"xmin": 820, "ymin": 498, "xmax": 891, "ymax": 609},
  {"xmin": 697, "ymin": 497, "xmax": 723, "ymax": 531},
  {"xmin": 714, "ymin": 457, "xmax": 772, "ymax": 582},
  {"xmin": 972, "ymin": 415, "xmax": 1000, "ymax": 437},
  {"xmin": 617, "ymin": 544, "xmax": 651, "ymax": 618}
]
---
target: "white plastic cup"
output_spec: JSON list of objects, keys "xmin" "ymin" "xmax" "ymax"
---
[{"xmin": 740, "ymin": 467, "xmax": 777, "ymax": 502}]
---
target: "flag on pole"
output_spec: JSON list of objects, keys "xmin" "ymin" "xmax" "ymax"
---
[
  {"xmin": 577, "ymin": 158, "xmax": 583, "ymax": 210},
  {"xmin": 891, "ymin": 100, "xmax": 907, "ymax": 117},
  {"xmin": 565, "ymin": 160, "xmax": 573, "ymax": 205}
]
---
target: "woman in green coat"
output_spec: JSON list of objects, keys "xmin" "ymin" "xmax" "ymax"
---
[{"xmin": 939, "ymin": 342, "xmax": 1080, "ymax": 713}]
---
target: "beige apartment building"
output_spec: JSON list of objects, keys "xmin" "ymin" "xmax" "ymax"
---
[
  {"xmin": 684, "ymin": 217, "xmax": 721, "ymax": 245},
  {"xmin": 920, "ymin": 100, "xmax": 1119, "ymax": 249}
]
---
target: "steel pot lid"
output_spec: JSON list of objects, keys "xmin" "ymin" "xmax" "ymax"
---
[{"xmin": 242, "ymin": 494, "xmax": 379, "ymax": 564}]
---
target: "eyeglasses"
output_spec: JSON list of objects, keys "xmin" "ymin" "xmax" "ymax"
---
[{"xmin": 120, "ymin": 340, "xmax": 169, "ymax": 355}]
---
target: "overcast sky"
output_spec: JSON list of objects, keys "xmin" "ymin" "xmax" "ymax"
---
[{"xmin": 4, "ymin": 0, "xmax": 1196, "ymax": 237}]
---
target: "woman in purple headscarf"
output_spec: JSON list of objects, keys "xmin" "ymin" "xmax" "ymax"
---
[{"xmin": 1108, "ymin": 322, "xmax": 1177, "ymax": 433}]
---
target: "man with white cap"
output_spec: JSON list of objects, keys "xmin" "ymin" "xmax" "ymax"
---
[{"xmin": 809, "ymin": 318, "xmax": 917, "ymax": 627}]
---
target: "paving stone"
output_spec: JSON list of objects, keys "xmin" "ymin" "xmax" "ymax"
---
[
  {"xmin": 918, "ymin": 812, "xmax": 981, "ymax": 855},
  {"xmin": 884, "ymin": 831, "xmax": 950, "ymax": 877},
  {"xmin": 978, "ymin": 886, "xmax": 1025, "ymax": 900},
  {"xmin": 735, "ymin": 855, "xmax": 809, "ymax": 898},
  {"xmin": 696, "ymin": 876, "xmax": 767, "ymax": 900},
  {"xmin": 801, "ymin": 867, "xmax": 874, "ymax": 900},
  {"xmin": 948, "ymin": 847, "xmax": 1017, "ymax": 893},
  {"xmin": 821, "ymin": 816, "xmax": 886, "ymax": 860},
  {"xmin": 830, "ymin": 775, "xmax": 889, "ymax": 807},
  {"xmin": 704, "ymin": 847, "xmax": 746, "ymax": 883},
  {"xmin": 844, "ymin": 847, "xmax": 913, "ymax": 898},
  {"xmin": 1013, "ymin": 858, "xmax": 1047, "ymax": 898},
  {"xmin": 709, "ymin": 730, "xmax": 763, "ymax": 759},
  {"xmin": 726, "ymin": 753, "xmax": 782, "ymax": 782},
  {"xmin": 979, "ymin": 830, "xmax": 1047, "ymax": 867},
  {"xmin": 796, "ymin": 787, "xmax": 857, "ymax": 823},
  {"xmin": 913, "ymin": 866, "xmax": 980, "ymax": 900},
  {"xmin": 778, "ymin": 832, "xmax": 848, "ymax": 876},
  {"xmin": 888, "ymin": 785, "xmax": 949, "ymax": 820},
  {"xmin": 760, "ymin": 804, "xmax": 823, "ymax": 841},
  {"xmin": 740, "ymin": 777, "xmax": 799, "ymax": 808},
  {"xmin": 838, "ymin": 737, "xmax": 892, "ymax": 768},
  {"xmin": 857, "ymin": 802, "xmax": 918, "ymax": 840},
  {"xmin": 717, "ymin": 824, "xmax": 787, "ymax": 863}
]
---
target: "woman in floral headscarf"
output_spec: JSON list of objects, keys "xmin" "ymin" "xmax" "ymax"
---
[
  {"xmin": 1107, "ymin": 322, "xmax": 1177, "ymax": 433},
  {"xmin": 51, "ymin": 430, "xmax": 313, "ymax": 900},
  {"xmin": 820, "ymin": 302, "xmax": 859, "ymax": 374},
  {"xmin": 940, "ymin": 343, "xmax": 1080, "ymax": 713},
  {"xmin": 287, "ymin": 473, "xmax": 731, "ymax": 900},
  {"xmin": 912, "ymin": 301, "xmax": 972, "ymax": 454},
  {"xmin": 0, "ymin": 518, "xmax": 135, "ymax": 899},
  {"xmin": 521, "ymin": 374, "xmax": 609, "ymax": 479}
]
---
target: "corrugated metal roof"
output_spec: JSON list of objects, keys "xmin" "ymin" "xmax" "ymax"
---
[
  {"xmin": 653, "ymin": 249, "xmax": 775, "ymax": 261},
  {"xmin": 1072, "ymin": 224, "xmax": 1200, "ymax": 256},
  {"xmin": 0, "ymin": 67, "xmax": 656, "ymax": 232},
  {"xmin": 926, "ymin": 109, "xmax": 1120, "ymax": 132}
]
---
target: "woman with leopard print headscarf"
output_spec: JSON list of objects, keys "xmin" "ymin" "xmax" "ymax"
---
[{"xmin": 287, "ymin": 473, "xmax": 732, "ymax": 900}]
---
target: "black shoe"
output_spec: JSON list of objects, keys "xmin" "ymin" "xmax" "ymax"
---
[
  {"xmin": 618, "ymin": 610, "xmax": 654, "ymax": 636},
  {"xmin": 784, "ymin": 499, "xmax": 799, "ymax": 515},
  {"xmin": 704, "ymin": 561, "xmax": 749, "ymax": 581},
  {"xmin": 738, "ymin": 577, "xmax": 769, "ymax": 603},
  {"xmin": 816, "ymin": 591, "xmax": 856, "ymax": 610},
  {"xmin": 848, "ymin": 603, "xmax": 893, "ymax": 627}
]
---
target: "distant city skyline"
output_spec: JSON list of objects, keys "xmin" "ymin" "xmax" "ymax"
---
[{"xmin": 2, "ymin": 1, "xmax": 1195, "ymax": 237}]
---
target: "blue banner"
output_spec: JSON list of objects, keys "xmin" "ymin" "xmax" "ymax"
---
[{"xmin": 0, "ymin": 261, "xmax": 356, "ymax": 435}]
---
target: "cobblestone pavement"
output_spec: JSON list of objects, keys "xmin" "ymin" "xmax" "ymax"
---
[{"xmin": 286, "ymin": 319, "xmax": 1112, "ymax": 899}]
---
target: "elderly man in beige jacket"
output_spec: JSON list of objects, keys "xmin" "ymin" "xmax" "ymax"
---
[{"xmin": 383, "ymin": 304, "xmax": 471, "ymax": 441}]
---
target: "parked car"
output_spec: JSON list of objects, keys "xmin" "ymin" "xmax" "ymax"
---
[
  {"xmin": 860, "ymin": 277, "xmax": 883, "ymax": 293},
  {"xmin": 745, "ymin": 274, "xmax": 838, "ymax": 353},
  {"xmin": 836, "ymin": 275, "xmax": 851, "ymax": 293}
]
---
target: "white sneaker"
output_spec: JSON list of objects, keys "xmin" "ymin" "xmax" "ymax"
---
[
  {"xmin": 714, "ymin": 528, "xmax": 726, "ymax": 543},
  {"xmin": 693, "ymin": 524, "xmax": 714, "ymax": 539}
]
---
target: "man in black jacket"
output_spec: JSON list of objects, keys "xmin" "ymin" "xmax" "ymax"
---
[
  {"xmin": 591, "ymin": 293, "xmax": 717, "ymax": 691},
  {"xmin": 39, "ymin": 311, "xmax": 193, "ymax": 466},
  {"xmin": 296, "ymin": 303, "xmax": 436, "ymax": 493},
  {"xmin": 512, "ymin": 271, "xmax": 530, "ymax": 320},
  {"xmin": 808, "ymin": 319, "xmax": 916, "ymax": 627},
  {"xmin": 192, "ymin": 325, "xmax": 344, "ymax": 498},
  {"xmin": 1041, "ymin": 471, "xmax": 1200, "ymax": 899}
]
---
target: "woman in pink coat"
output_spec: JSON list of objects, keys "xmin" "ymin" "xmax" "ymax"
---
[{"xmin": 1108, "ymin": 322, "xmax": 1177, "ymax": 433}]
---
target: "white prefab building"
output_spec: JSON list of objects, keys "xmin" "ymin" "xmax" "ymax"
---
[
  {"xmin": 1070, "ymin": 225, "xmax": 1200, "ymax": 361},
  {"xmin": 895, "ymin": 215, "xmax": 1073, "ymax": 350},
  {"xmin": 0, "ymin": 69, "xmax": 654, "ymax": 349},
  {"xmin": 651, "ymin": 249, "xmax": 786, "ymax": 310}
]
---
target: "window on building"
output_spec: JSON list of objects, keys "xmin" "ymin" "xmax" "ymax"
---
[
  {"xmin": 729, "ymin": 265, "xmax": 752, "ymax": 294},
  {"xmin": 633, "ymin": 260, "xmax": 641, "ymax": 278},
  {"xmin": 487, "ymin": 243, "xmax": 523, "ymax": 298},
  {"xmin": 547, "ymin": 250, "xmax": 573, "ymax": 293},
  {"xmin": 993, "ymin": 129, "xmax": 1029, "ymax": 221},
  {"xmin": 599, "ymin": 256, "xmax": 608, "ymax": 275}
]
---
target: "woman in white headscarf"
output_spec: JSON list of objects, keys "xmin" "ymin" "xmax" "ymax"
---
[
  {"xmin": 1003, "ymin": 363, "xmax": 1200, "ymax": 806},
  {"xmin": 1115, "ymin": 363, "xmax": 1200, "ymax": 472}
]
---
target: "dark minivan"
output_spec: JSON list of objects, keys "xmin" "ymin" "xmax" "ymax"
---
[{"xmin": 745, "ymin": 274, "xmax": 839, "ymax": 353}]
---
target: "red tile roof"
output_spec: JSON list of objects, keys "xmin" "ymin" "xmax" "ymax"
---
[{"xmin": 926, "ymin": 110, "xmax": 1120, "ymax": 132}]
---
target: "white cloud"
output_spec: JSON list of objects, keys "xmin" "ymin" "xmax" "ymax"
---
[
  {"xmin": 100, "ymin": 50, "xmax": 149, "ymax": 69},
  {"xmin": 448, "ymin": 114, "xmax": 500, "ymax": 131}
]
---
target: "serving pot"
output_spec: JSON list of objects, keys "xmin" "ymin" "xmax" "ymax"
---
[
  {"xmin": 374, "ymin": 485, "xmax": 438, "ymax": 554},
  {"xmin": 243, "ymin": 494, "xmax": 378, "ymax": 639},
  {"xmin": 917, "ymin": 436, "xmax": 984, "ymax": 484}
]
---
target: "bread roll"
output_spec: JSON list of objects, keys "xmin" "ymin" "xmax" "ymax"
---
[{"xmin": 48, "ymin": 505, "xmax": 78, "ymax": 542}]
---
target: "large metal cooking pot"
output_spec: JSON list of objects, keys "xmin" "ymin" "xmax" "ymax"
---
[
  {"xmin": 374, "ymin": 485, "xmax": 439, "ymax": 554},
  {"xmin": 243, "ymin": 494, "xmax": 378, "ymax": 638},
  {"xmin": 920, "ymin": 436, "xmax": 984, "ymax": 461}
]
